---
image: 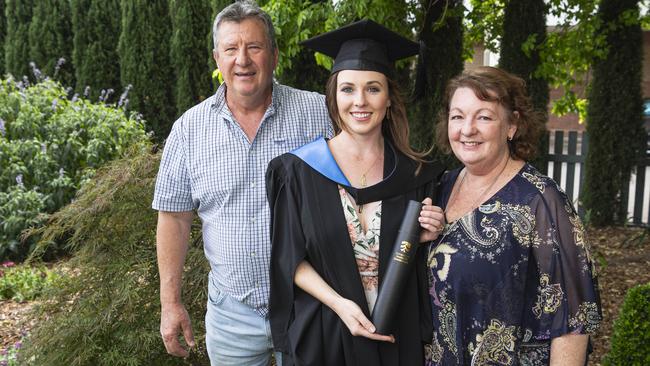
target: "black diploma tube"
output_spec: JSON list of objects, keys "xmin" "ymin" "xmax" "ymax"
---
[{"xmin": 371, "ymin": 200, "xmax": 422, "ymax": 335}]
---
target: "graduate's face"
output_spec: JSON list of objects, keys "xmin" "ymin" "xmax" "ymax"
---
[
  {"xmin": 213, "ymin": 18, "xmax": 278, "ymax": 102},
  {"xmin": 447, "ymin": 87, "xmax": 516, "ymax": 172},
  {"xmin": 335, "ymin": 70, "xmax": 390, "ymax": 137}
]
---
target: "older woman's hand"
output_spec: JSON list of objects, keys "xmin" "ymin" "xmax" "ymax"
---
[{"xmin": 419, "ymin": 197, "xmax": 445, "ymax": 243}]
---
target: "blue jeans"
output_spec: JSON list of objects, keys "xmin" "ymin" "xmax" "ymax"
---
[{"xmin": 205, "ymin": 273, "xmax": 281, "ymax": 366}]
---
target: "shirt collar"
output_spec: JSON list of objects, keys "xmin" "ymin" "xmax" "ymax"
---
[{"xmin": 210, "ymin": 82, "xmax": 280, "ymax": 121}]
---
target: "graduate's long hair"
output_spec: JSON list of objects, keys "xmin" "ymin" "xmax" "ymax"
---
[{"xmin": 325, "ymin": 71, "xmax": 428, "ymax": 170}]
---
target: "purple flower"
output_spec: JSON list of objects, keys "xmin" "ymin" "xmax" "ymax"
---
[
  {"xmin": 99, "ymin": 89, "xmax": 107, "ymax": 102},
  {"xmin": 84, "ymin": 86, "xmax": 91, "ymax": 98},
  {"xmin": 118, "ymin": 85, "xmax": 132, "ymax": 108},
  {"xmin": 59, "ymin": 168, "xmax": 65, "ymax": 178},
  {"xmin": 54, "ymin": 57, "xmax": 66, "ymax": 77},
  {"xmin": 1, "ymin": 347, "xmax": 7, "ymax": 355},
  {"xmin": 30, "ymin": 61, "xmax": 43, "ymax": 81},
  {"xmin": 1, "ymin": 359, "xmax": 7, "ymax": 366},
  {"xmin": 1, "ymin": 261, "xmax": 14, "ymax": 268},
  {"xmin": 16, "ymin": 174, "xmax": 23, "ymax": 186},
  {"xmin": 41, "ymin": 143, "xmax": 47, "ymax": 153},
  {"xmin": 51, "ymin": 98, "xmax": 59, "ymax": 110},
  {"xmin": 0, "ymin": 118, "xmax": 5, "ymax": 136},
  {"xmin": 105, "ymin": 88, "xmax": 115, "ymax": 101},
  {"xmin": 71, "ymin": 93, "xmax": 79, "ymax": 103},
  {"xmin": 14, "ymin": 341, "xmax": 21, "ymax": 349}
]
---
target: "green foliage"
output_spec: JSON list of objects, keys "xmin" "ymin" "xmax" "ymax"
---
[
  {"xmin": 20, "ymin": 148, "xmax": 210, "ymax": 366},
  {"xmin": 0, "ymin": 77, "xmax": 149, "ymax": 260},
  {"xmin": 118, "ymin": 0, "xmax": 175, "ymax": 139},
  {"xmin": 27, "ymin": 0, "xmax": 74, "ymax": 86},
  {"xmin": 0, "ymin": 262, "xmax": 60, "ymax": 302},
  {"xmin": 268, "ymin": 0, "xmax": 330, "ymax": 92},
  {"xmin": 0, "ymin": 0, "xmax": 5, "ymax": 76},
  {"xmin": 1, "ymin": 336, "xmax": 24, "ymax": 366},
  {"xmin": 265, "ymin": 0, "xmax": 414, "ymax": 82},
  {"xmin": 603, "ymin": 282, "xmax": 650, "ymax": 365},
  {"xmin": 499, "ymin": 0, "xmax": 549, "ymax": 172},
  {"xmin": 71, "ymin": 0, "xmax": 121, "ymax": 100},
  {"xmin": 207, "ymin": 0, "xmax": 233, "ymax": 92},
  {"xmin": 0, "ymin": 186, "xmax": 47, "ymax": 259},
  {"xmin": 410, "ymin": 0, "xmax": 464, "ymax": 157},
  {"xmin": 583, "ymin": 0, "xmax": 645, "ymax": 227},
  {"xmin": 170, "ymin": 0, "xmax": 213, "ymax": 113},
  {"xmin": 4, "ymin": 0, "xmax": 32, "ymax": 79},
  {"xmin": 465, "ymin": 0, "xmax": 605, "ymax": 122}
]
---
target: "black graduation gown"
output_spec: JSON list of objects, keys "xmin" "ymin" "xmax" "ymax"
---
[{"xmin": 266, "ymin": 139, "xmax": 444, "ymax": 366}]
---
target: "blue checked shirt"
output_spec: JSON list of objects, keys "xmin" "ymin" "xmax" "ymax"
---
[{"xmin": 153, "ymin": 83, "xmax": 332, "ymax": 316}]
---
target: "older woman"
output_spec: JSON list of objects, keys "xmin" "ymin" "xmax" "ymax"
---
[
  {"xmin": 266, "ymin": 20, "xmax": 445, "ymax": 366},
  {"xmin": 426, "ymin": 66, "xmax": 601, "ymax": 365}
]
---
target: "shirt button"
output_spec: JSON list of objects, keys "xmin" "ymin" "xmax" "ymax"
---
[
  {"xmin": 250, "ymin": 217, "xmax": 256, "ymax": 223},
  {"xmin": 251, "ymin": 251, "xmax": 256, "ymax": 257},
  {"xmin": 251, "ymin": 182, "xmax": 256, "ymax": 188}
]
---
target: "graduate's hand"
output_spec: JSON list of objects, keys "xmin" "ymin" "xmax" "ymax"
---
[
  {"xmin": 419, "ymin": 197, "xmax": 445, "ymax": 243},
  {"xmin": 332, "ymin": 297, "xmax": 395, "ymax": 343}
]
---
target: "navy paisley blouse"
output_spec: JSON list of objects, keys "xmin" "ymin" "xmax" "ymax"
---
[{"xmin": 426, "ymin": 163, "xmax": 602, "ymax": 366}]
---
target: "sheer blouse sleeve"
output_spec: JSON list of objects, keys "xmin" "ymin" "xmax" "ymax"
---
[{"xmin": 523, "ymin": 181, "xmax": 602, "ymax": 342}]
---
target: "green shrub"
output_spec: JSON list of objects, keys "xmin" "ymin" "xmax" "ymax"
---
[
  {"xmin": 0, "ymin": 77, "xmax": 149, "ymax": 261},
  {"xmin": 603, "ymin": 282, "xmax": 650, "ymax": 366},
  {"xmin": 20, "ymin": 148, "xmax": 210, "ymax": 366},
  {"xmin": 0, "ymin": 261, "xmax": 60, "ymax": 302}
]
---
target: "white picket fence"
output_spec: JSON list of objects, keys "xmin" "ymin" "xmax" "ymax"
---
[{"xmin": 546, "ymin": 130, "xmax": 650, "ymax": 226}]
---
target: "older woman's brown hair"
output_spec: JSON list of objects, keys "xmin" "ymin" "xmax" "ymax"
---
[{"xmin": 435, "ymin": 66, "xmax": 545, "ymax": 161}]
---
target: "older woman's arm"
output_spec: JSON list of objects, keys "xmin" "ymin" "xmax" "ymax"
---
[{"xmin": 550, "ymin": 333, "xmax": 588, "ymax": 366}]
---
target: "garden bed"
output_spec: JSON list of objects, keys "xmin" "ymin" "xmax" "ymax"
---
[{"xmin": 1, "ymin": 226, "xmax": 649, "ymax": 364}]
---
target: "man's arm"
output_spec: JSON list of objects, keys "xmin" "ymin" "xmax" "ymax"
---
[{"xmin": 157, "ymin": 210, "xmax": 195, "ymax": 357}]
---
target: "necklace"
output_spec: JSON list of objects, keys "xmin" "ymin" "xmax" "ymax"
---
[
  {"xmin": 359, "ymin": 153, "xmax": 382, "ymax": 188},
  {"xmin": 444, "ymin": 156, "xmax": 510, "ymax": 223}
]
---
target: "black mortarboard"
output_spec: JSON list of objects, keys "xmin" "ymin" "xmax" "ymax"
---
[{"xmin": 301, "ymin": 19, "xmax": 419, "ymax": 77}]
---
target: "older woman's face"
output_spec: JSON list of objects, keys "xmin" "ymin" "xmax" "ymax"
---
[
  {"xmin": 448, "ymin": 87, "xmax": 517, "ymax": 172},
  {"xmin": 336, "ymin": 70, "xmax": 390, "ymax": 137}
]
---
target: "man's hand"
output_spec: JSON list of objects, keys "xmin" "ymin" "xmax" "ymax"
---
[
  {"xmin": 156, "ymin": 211, "xmax": 194, "ymax": 357},
  {"xmin": 160, "ymin": 302, "xmax": 195, "ymax": 357}
]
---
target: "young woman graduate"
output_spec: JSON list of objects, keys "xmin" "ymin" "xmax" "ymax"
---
[{"xmin": 266, "ymin": 20, "xmax": 446, "ymax": 366}]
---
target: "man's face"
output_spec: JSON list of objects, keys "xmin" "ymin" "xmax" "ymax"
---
[{"xmin": 213, "ymin": 18, "xmax": 278, "ymax": 102}]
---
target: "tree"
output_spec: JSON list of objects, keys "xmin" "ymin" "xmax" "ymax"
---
[
  {"xmin": 28, "ymin": 0, "xmax": 74, "ymax": 85},
  {"xmin": 272, "ymin": 0, "xmax": 330, "ymax": 93},
  {"xmin": 0, "ymin": 1, "xmax": 5, "ymax": 76},
  {"xmin": 264, "ymin": 0, "xmax": 333, "ymax": 93},
  {"xmin": 118, "ymin": 0, "xmax": 175, "ymax": 139},
  {"xmin": 583, "ymin": 0, "xmax": 645, "ymax": 226},
  {"xmin": 466, "ymin": 0, "xmax": 604, "ymax": 122},
  {"xmin": 71, "ymin": 0, "xmax": 121, "ymax": 101},
  {"xmin": 4, "ymin": 0, "xmax": 32, "ymax": 79},
  {"xmin": 21, "ymin": 148, "xmax": 211, "ymax": 365},
  {"xmin": 170, "ymin": 0, "xmax": 213, "ymax": 115},
  {"xmin": 499, "ymin": 0, "xmax": 549, "ymax": 171},
  {"xmin": 410, "ymin": 0, "xmax": 464, "ymax": 156}
]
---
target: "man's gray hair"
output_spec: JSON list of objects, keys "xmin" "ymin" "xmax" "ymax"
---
[{"xmin": 213, "ymin": 0, "xmax": 277, "ymax": 51}]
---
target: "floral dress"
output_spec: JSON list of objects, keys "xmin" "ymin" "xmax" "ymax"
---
[
  {"xmin": 426, "ymin": 164, "xmax": 601, "ymax": 366},
  {"xmin": 339, "ymin": 186, "xmax": 382, "ymax": 313}
]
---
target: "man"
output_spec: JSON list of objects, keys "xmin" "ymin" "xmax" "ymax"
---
[{"xmin": 152, "ymin": 1, "xmax": 331, "ymax": 365}]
